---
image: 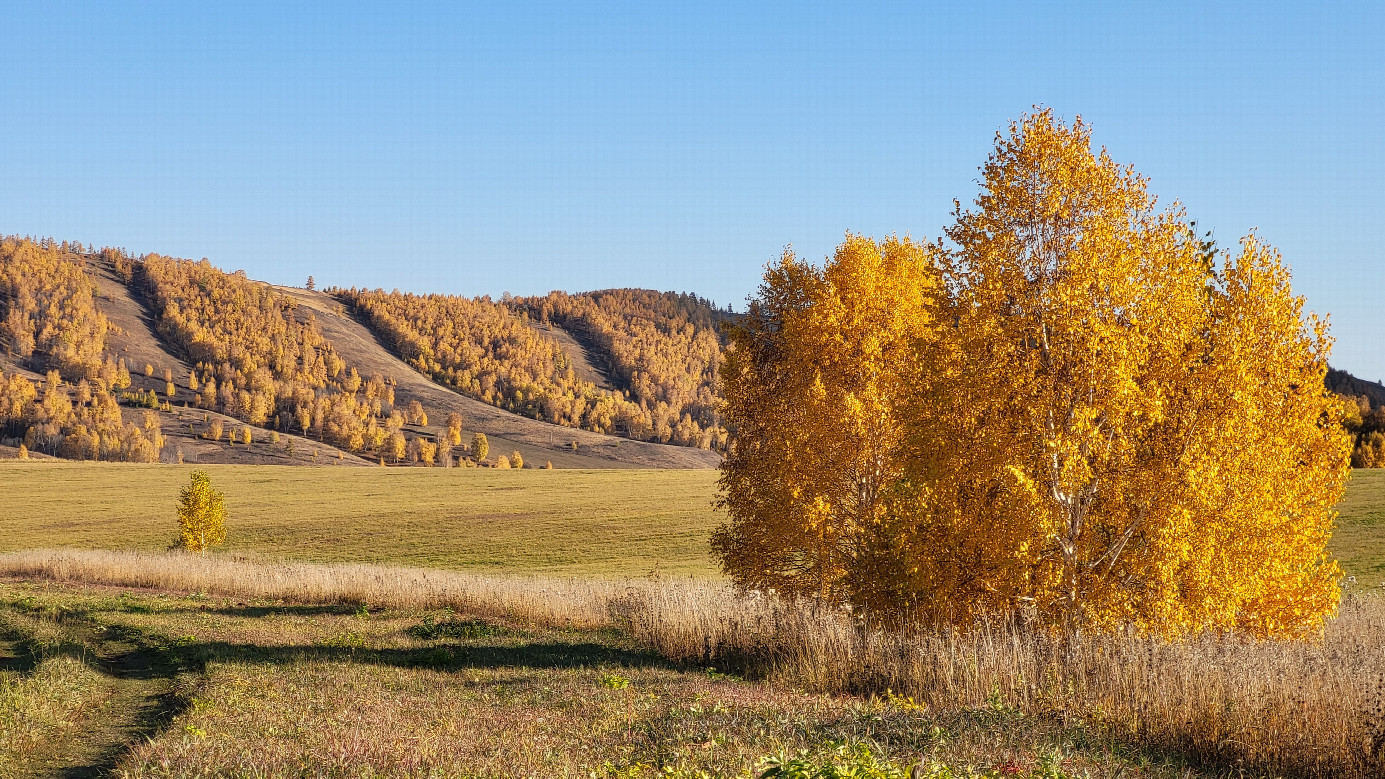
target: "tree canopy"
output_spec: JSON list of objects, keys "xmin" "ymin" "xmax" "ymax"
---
[
  {"xmin": 715, "ymin": 110, "xmax": 1350, "ymax": 637},
  {"xmin": 177, "ymin": 469, "xmax": 227, "ymax": 553}
]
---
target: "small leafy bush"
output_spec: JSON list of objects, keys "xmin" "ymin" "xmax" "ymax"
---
[
  {"xmin": 759, "ymin": 742, "xmax": 909, "ymax": 779},
  {"xmin": 600, "ymin": 673, "xmax": 631, "ymax": 690},
  {"xmin": 324, "ymin": 631, "xmax": 365, "ymax": 650},
  {"xmin": 408, "ymin": 615, "xmax": 512, "ymax": 641}
]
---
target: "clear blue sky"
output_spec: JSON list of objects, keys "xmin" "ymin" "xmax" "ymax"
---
[{"xmin": 3, "ymin": 2, "xmax": 1384, "ymax": 378}]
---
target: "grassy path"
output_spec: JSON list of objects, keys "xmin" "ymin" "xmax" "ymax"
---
[
  {"xmin": 0, "ymin": 580, "xmax": 1213, "ymax": 778},
  {"xmin": 0, "ymin": 607, "xmax": 185, "ymax": 778}
]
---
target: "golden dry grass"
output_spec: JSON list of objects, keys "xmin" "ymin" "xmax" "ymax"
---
[
  {"xmin": 0, "ymin": 577, "xmax": 1154, "ymax": 778},
  {"xmin": 4, "ymin": 548, "xmax": 1384, "ymax": 777}
]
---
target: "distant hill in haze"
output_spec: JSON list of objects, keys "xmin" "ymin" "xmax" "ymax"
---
[{"xmin": 1327, "ymin": 368, "xmax": 1385, "ymax": 408}]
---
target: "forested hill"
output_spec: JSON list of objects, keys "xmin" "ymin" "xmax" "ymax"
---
[
  {"xmin": 333, "ymin": 287, "xmax": 731, "ymax": 450},
  {"xmin": 1327, "ymin": 368, "xmax": 1385, "ymax": 408},
  {"xmin": 0, "ymin": 236, "xmax": 719, "ymax": 468},
  {"xmin": 1327, "ymin": 367, "xmax": 1385, "ymax": 468},
  {"xmin": 10, "ymin": 230, "xmax": 1381, "ymax": 469},
  {"xmin": 514, "ymin": 289, "xmax": 732, "ymax": 443}
]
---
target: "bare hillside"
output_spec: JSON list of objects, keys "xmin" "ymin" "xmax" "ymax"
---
[
  {"xmin": 79, "ymin": 257, "xmax": 369, "ymax": 466},
  {"xmin": 529, "ymin": 320, "xmax": 615, "ymax": 391},
  {"xmin": 279, "ymin": 288, "xmax": 721, "ymax": 470},
  {"xmin": 86, "ymin": 258, "xmax": 191, "ymax": 382}
]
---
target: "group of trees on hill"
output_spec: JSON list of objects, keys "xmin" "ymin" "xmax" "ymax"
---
[
  {"xmin": 1324, "ymin": 369, "xmax": 1385, "ymax": 467},
  {"xmin": 716, "ymin": 110, "xmax": 1350, "ymax": 637},
  {"xmin": 129, "ymin": 254, "xmax": 454, "ymax": 465},
  {"xmin": 0, "ymin": 238, "xmax": 161, "ymax": 462},
  {"xmin": 0, "ymin": 239, "xmax": 550, "ymax": 467},
  {"xmin": 0, "ymin": 368, "xmax": 165, "ymax": 461},
  {"xmin": 0, "ymin": 237, "xmax": 114, "ymax": 380},
  {"xmin": 336, "ymin": 287, "xmax": 728, "ymax": 449},
  {"xmin": 334, "ymin": 288, "xmax": 616, "ymax": 434},
  {"xmin": 1341, "ymin": 394, "xmax": 1385, "ymax": 468},
  {"xmin": 513, "ymin": 289, "xmax": 727, "ymax": 447}
]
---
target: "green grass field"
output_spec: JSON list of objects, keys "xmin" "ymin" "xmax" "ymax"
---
[
  {"xmin": 0, "ymin": 463, "xmax": 721, "ymax": 578},
  {"xmin": 2, "ymin": 462, "xmax": 1384, "ymax": 586},
  {"xmin": 1327, "ymin": 468, "xmax": 1385, "ymax": 589}
]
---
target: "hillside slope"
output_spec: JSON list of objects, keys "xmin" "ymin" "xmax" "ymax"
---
[
  {"xmin": 279, "ymin": 288, "xmax": 720, "ymax": 469},
  {"xmin": 1328, "ymin": 368, "xmax": 1385, "ymax": 408},
  {"xmin": 4, "ymin": 240, "xmax": 717, "ymax": 469},
  {"xmin": 529, "ymin": 320, "xmax": 615, "ymax": 391},
  {"xmin": 86, "ymin": 255, "xmax": 188, "ymax": 383},
  {"xmin": 87, "ymin": 255, "xmax": 369, "ymax": 466},
  {"xmin": 1, "ymin": 240, "xmax": 363, "ymax": 466}
]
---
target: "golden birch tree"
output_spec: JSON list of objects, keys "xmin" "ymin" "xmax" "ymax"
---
[
  {"xmin": 717, "ymin": 110, "xmax": 1350, "ymax": 637},
  {"xmin": 177, "ymin": 470, "xmax": 227, "ymax": 553},
  {"xmin": 713, "ymin": 234, "xmax": 943, "ymax": 600},
  {"xmin": 887, "ymin": 109, "xmax": 1351, "ymax": 635}
]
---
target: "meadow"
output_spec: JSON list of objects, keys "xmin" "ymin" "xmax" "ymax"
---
[
  {"xmin": 3, "ymin": 462, "xmax": 1384, "ymax": 585},
  {"xmin": 4, "ymin": 464, "xmax": 1385, "ymax": 777},
  {"xmin": 0, "ymin": 568, "xmax": 1125, "ymax": 779},
  {"xmin": 0, "ymin": 463, "xmax": 722, "ymax": 577},
  {"xmin": 3, "ymin": 549, "xmax": 1384, "ymax": 778}
]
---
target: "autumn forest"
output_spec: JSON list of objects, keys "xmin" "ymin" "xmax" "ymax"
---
[{"xmin": 0, "ymin": 235, "xmax": 733, "ymax": 468}]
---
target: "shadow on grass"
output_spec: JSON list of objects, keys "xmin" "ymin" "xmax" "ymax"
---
[
  {"xmin": 0, "ymin": 633, "xmax": 39, "ymax": 674},
  {"xmin": 203, "ymin": 603, "xmax": 365, "ymax": 618},
  {"xmin": 1, "ymin": 595, "xmax": 1288, "ymax": 779},
  {"xmin": 171, "ymin": 634, "xmax": 680, "ymax": 676},
  {"xmin": 1, "ymin": 596, "xmax": 682, "ymax": 776},
  {"xmin": 102, "ymin": 600, "xmax": 367, "ymax": 619},
  {"xmin": 0, "ymin": 607, "xmax": 195, "ymax": 779}
]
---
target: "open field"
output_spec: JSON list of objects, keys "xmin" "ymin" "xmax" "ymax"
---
[
  {"xmin": 4, "ymin": 467, "xmax": 1385, "ymax": 776},
  {"xmin": 4, "ymin": 462, "xmax": 1385, "ymax": 585},
  {"xmin": 0, "ymin": 463, "xmax": 721, "ymax": 577},
  {"xmin": 1330, "ymin": 468, "xmax": 1385, "ymax": 588},
  {"xmin": 2, "ymin": 550, "xmax": 1383, "ymax": 778}
]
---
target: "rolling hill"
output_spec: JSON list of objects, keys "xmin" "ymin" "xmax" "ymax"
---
[{"xmin": 0, "ymin": 238, "xmax": 720, "ymax": 469}]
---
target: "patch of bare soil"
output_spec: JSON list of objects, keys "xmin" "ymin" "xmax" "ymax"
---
[{"xmin": 528, "ymin": 320, "xmax": 616, "ymax": 391}]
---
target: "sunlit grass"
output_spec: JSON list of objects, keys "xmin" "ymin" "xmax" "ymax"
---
[
  {"xmin": 0, "ymin": 579, "xmax": 1195, "ymax": 778},
  {"xmin": 5, "ymin": 550, "xmax": 1384, "ymax": 777},
  {"xmin": 0, "ymin": 462, "xmax": 720, "ymax": 577},
  {"xmin": 1333, "ymin": 468, "xmax": 1385, "ymax": 588},
  {"xmin": 4, "ymin": 462, "xmax": 1385, "ymax": 585}
]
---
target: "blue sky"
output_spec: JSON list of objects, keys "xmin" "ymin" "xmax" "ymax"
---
[{"xmin": 3, "ymin": 2, "xmax": 1384, "ymax": 378}]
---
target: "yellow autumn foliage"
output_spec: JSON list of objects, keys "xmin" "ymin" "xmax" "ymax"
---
[
  {"xmin": 177, "ymin": 470, "xmax": 226, "ymax": 554},
  {"xmin": 713, "ymin": 234, "xmax": 943, "ymax": 600},
  {"xmin": 715, "ymin": 110, "xmax": 1351, "ymax": 637}
]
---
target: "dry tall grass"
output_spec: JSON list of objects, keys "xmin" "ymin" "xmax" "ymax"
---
[
  {"xmin": 4, "ymin": 548, "xmax": 1383, "ymax": 777},
  {"xmin": 0, "ymin": 549, "xmax": 626, "ymax": 627}
]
